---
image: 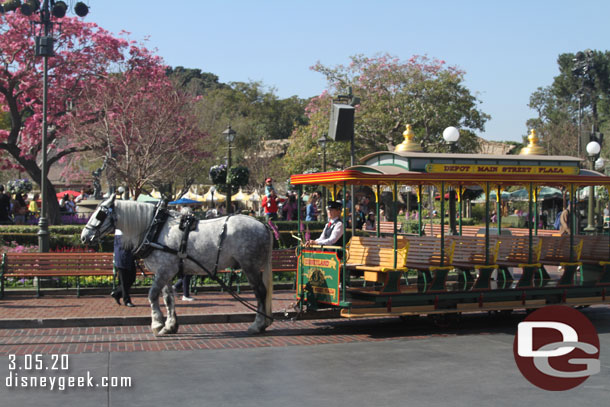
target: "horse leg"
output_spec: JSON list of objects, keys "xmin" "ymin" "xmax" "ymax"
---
[
  {"xmin": 148, "ymin": 272, "xmax": 174, "ymax": 335},
  {"xmin": 158, "ymin": 284, "xmax": 179, "ymax": 335},
  {"xmin": 243, "ymin": 267, "xmax": 269, "ymax": 334}
]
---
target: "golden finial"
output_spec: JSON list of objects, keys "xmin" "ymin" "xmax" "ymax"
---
[
  {"xmin": 395, "ymin": 124, "xmax": 422, "ymax": 152},
  {"xmin": 519, "ymin": 129, "xmax": 546, "ymax": 155}
]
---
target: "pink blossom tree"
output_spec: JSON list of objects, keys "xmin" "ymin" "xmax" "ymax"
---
[
  {"xmin": 67, "ymin": 51, "xmax": 207, "ymax": 200},
  {"xmin": 0, "ymin": 12, "xmax": 205, "ymax": 222}
]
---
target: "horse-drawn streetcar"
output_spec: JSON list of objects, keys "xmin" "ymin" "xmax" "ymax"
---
[{"xmin": 290, "ymin": 148, "xmax": 610, "ymax": 320}]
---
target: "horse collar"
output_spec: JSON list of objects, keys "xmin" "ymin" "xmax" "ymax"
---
[{"xmin": 134, "ymin": 204, "xmax": 170, "ymax": 259}]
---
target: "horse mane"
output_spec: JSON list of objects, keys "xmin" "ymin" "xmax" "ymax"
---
[{"xmin": 114, "ymin": 200, "xmax": 157, "ymax": 250}]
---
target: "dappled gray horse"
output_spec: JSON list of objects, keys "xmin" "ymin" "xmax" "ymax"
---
[{"xmin": 81, "ymin": 195, "xmax": 273, "ymax": 335}]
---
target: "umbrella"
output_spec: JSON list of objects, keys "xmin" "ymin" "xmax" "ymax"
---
[
  {"xmin": 472, "ymin": 191, "xmax": 510, "ymax": 203},
  {"xmin": 203, "ymin": 188, "xmax": 225, "ymax": 203},
  {"xmin": 538, "ymin": 187, "xmax": 563, "ymax": 200},
  {"xmin": 249, "ymin": 190, "xmax": 261, "ymax": 203},
  {"xmin": 183, "ymin": 190, "xmax": 206, "ymax": 202},
  {"xmin": 232, "ymin": 188, "xmax": 247, "ymax": 202},
  {"xmin": 508, "ymin": 189, "xmax": 529, "ymax": 201},
  {"xmin": 56, "ymin": 190, "xmax": 81, "ymax": 199},
  {"xmin": 168, "ymin": 197, "xmax": 202, "ymax": 206}
]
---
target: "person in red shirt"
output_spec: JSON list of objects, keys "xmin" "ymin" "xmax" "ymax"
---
[{"xmin": 262, "ymin": 190, "xmax": 279, "ymax": 220}]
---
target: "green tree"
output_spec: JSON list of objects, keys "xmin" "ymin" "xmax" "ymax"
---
[
  {"xmin": 527, "ymin": 49, "xmax": 610, "ymax": 157},
  {"xmin": 166, "ymin": 66, "xmax": 228, "ymax": 96},
  {"xmin": 192, "ymin": 80, "xmax": 306, "ymax": 188},
  {"xmin": 284, "ymin": 54, "xmax": 489, "ymax": 175}
]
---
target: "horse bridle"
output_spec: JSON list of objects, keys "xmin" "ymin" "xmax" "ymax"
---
[{"xmin": 84, "ymin": 201, "xmax": 116, "ymax": 243}]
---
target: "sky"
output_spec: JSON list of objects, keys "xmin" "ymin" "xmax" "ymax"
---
[{"xmin": 83, "ymin": 0, "xmax": 610, "ymax": 143}]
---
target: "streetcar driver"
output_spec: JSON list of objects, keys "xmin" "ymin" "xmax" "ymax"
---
[{"xmin": 305, "ymin": 200, "xmax": 344, "ymax": 247}]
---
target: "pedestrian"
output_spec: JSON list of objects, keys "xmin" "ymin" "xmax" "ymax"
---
[
  {"xmin": 262, "ymin": 189, "xmax": 279, "ymax": 220},
  {"xmin": 173, "ymin": 207, "xmax": 195, "ymax": 301},
  {"xmin": 110, "ymin": 229, "xmax": 137, "ymax": 307},
  {"xmin": 306, "ymin": 192, "xmax": 319, "ymax": 221},
  {"xmin": 0, "ymin": 185, "xmax": 13, "ymax": 224},
  {"xmin": 28, "ymin": 193, "xmax": 40, "ymax": 219},
  {"xmin": 365, "ymin": 212, "xmax": 376, "ymax": 230},
  {"xmin": 12, "ymin": 193, "xmax": 27, "ymax": 225},
  {"xmin": 264, "ymin": 177, "xmax": 275, "ymax": 197},
  {"xmin": 282, "ymin": 192, "xmax": 298, "ymax": 221},
  {"xmin": 353, "ymin": 203, "xmax": 365, "ymax": 229},
  {"xmin": 559, "ymin": 203, "xmax": 571, "ymax": 235},
  {"xmin": 173, "ymin": 272, "xmax": 194, "ymax": 301},
  {"xmin": 74, "ymin": 188, "xmax": 89, "ymax": 204}
]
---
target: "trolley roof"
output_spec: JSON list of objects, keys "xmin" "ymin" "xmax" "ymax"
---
[{"xmin": 290, "ymin": 151, "xmax": 610, "ymax": 187}]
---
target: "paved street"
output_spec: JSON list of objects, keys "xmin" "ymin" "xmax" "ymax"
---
[{"xmin": 0, "ymin": 289, "xmax": 609, "ymax": 406}]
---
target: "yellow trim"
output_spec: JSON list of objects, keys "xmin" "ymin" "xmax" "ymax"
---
[
  {"xmin": 446, "ymin": 240, "xmax": 456, "ymax": 264},
  {"xmin": 426, "ymin": 163, "xmax": 579, "ymax": 176},
  {"xmin": 559, "ymin": 262, "xmax": 582, "ymax": 267},
  {"xmin": 380, "ymin": 267, "xmax": 408, "ymax": 272},
  {"xmin": 428, "ymin": 266, "xmax": 454, "ymax": 272},
  {"xmin": 574, "ymin": 239, "xmax": 583, "ymax": 260},
  {"xmin": 474, "ymin": 264, "xmax": 498, "ymax": 270},
  {"xmin": 517, "ymin": 263, "xmax": 542, "ymax": 268}
]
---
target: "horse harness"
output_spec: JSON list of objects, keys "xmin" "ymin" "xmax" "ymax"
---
[{"xmin": 134, "ymin": 202, "xmax": 232, "ymax": 279}]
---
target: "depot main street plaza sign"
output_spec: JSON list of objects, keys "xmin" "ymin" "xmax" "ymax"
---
[
  {"xmin": 426, "ymin": 164, "xmax": 579, "ymax": 176},
  {"xmin": 297, "ymin": 250, "xmax": 341, "ymax": 306}
]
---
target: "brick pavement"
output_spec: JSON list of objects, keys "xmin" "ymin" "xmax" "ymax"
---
[
  {"xmin": 0, "ymin": 290, "xmax": 297, "ymax": 320},
  {"xmin": 2, "ymin": 286, "xmax": 609, "ymax": 357},
  {"xmin": 1, "ymin": 306, "xmax": 607, "ymax": 356}
]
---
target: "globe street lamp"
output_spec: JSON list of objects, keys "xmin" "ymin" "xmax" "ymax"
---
[
  {"xmin": 443, "ymin": 126, "xmax": 460, "ymax": 235},
  {"xmin": 585, "ymin": 140, "xmax": 601, "ymax": 233},
  {"xmin": 223, "ymin": 126, "xmax": 236, "ymax": 214}
]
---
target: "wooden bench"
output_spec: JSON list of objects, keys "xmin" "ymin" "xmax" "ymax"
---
[
  {"xmin": 1, "ymin": 252, "xmax": 116, "ymax": 298},
  {"xmin": 403, "ymin": 236, "xmax": 455, "ymax": 292},
  {"xmin": 206, "ymin": 248, "xmax": 299, "ymax": 293},
  {"xmin": 378, "ymin": 221, "xmax": 403, "ymax": 234},
  {"xmin": 578, "ymin": 235, "xmax": 610, "ymax": 285},
  {"xmin": 345, "ymin": 236, "xmax": 408, "ymax": 293},
  {"xmin": 491, "ymin": 235, "xmax": 543, "ymax": 288},
  {"xmin": 509, "ymin": 228, "xmax": 560, "ymax": 237},
  {"xmin": 422, "ymin": 224, "xmax": 480, "ymax": 237},
  {"xmin": 447, "ymin": 236, "xmax": 499, "ymax": 290},
  {"xmin": 539, "ymin": 236, "xmax": 584, "ymax": 286},
  {"xmin": 270, "ymin": 248, "xmax": 298, "ymax": 272}
]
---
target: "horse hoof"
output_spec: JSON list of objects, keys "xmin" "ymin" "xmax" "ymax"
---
[
  {"xmin": 168, "ymin": 324, "xmax": 179, "ymax": 334},
  {"xmin": 151, "ymin": 325, "xmax": 163, "ymax": 336},
  {"xmin": 247, "ymin": 324, "xmax": 265, "ymax": 335}
]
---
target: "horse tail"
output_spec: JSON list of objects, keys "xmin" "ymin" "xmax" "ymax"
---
[{"xmin": 263, "ymin": 225, "xmax": 274, "ymax": 326}]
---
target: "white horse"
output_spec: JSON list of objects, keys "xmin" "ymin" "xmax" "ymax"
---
[{"xmin": 81, "ymin": 195, "xmax": 273, "ymax": 335}]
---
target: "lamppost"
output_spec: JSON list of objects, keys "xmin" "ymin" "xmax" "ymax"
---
[
  {"xmin": 585, "ymin": 141, "xmax": 601, "ymax": 233},
  {"xmin": 595, "ymin": 157, "xmax": 606, "ymax": 228},
  {"xmin": 443, "ymin": 126, "xmax": 460, "ymax": 235},
  {"xmin": 16, "ymin": 1, "xmax": 89, "ymax": 252},
  {"xmin": 317, "ymin": 134, "xmax": 328, "ymax": 220},
  {"xmin": 223, "ymin": 126, "xmax": 236, "ymax": 214}
]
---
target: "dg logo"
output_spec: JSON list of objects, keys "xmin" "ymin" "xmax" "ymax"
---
[{"xmin": 513, "ymin": 305, "xmax": 601, "ymax": 391}]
